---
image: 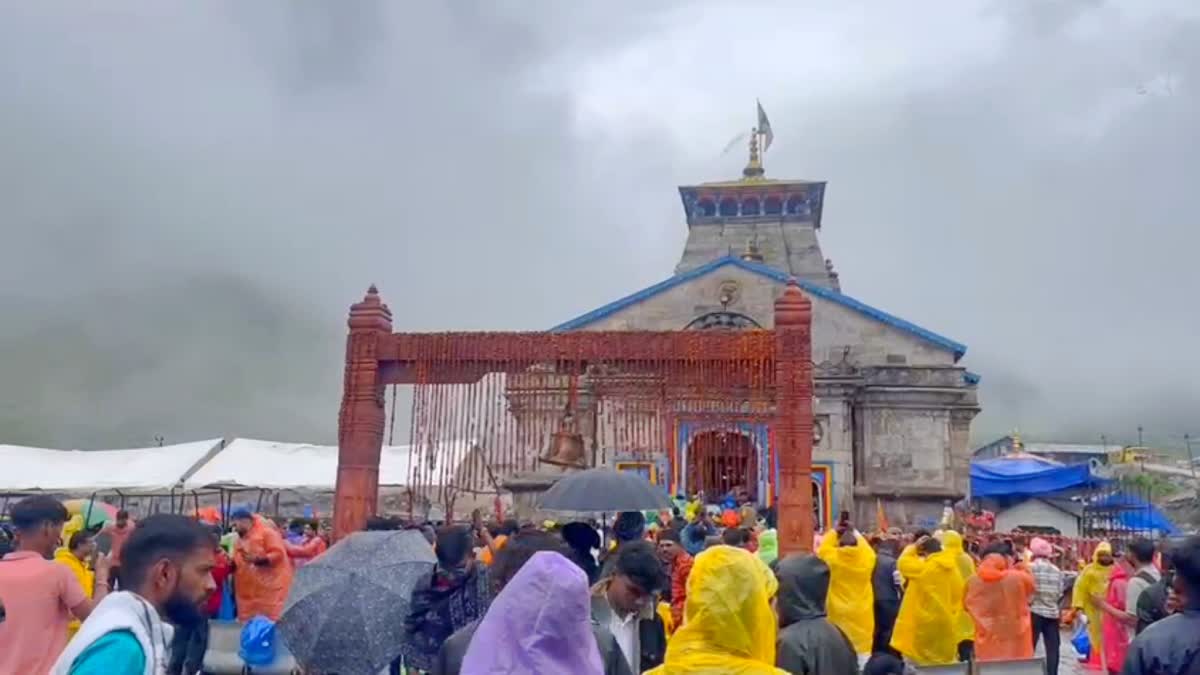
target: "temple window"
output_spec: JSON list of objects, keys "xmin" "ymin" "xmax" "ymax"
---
[
  {"xmin": 718, "ymin": 197, "xmax": 738, "ymax": 217},
  {"xmin": 763, "ymin": 196, "xmax": 783, "ymax": 215},
  {"xmin": 786, "ymin": 195, "xmax": 810, "ymax": 216},
  {"xmin": 695, "ymin": 198, "xmax": 716, "ymax": 217},
  {"xmin": 740, "ymin": 197, "xmax": 761, "ymax": 216}
]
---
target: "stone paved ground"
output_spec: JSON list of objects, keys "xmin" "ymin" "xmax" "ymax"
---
[{"xmin": 1036, "ymin": 630, "xmax": 1085, "ymax": 675}]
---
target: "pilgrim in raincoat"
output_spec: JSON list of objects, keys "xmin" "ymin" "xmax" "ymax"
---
[
  {"xmin": 53, "ymin": 546, "xmax": 94, "ymax": 638},
  {"xmin": 460, "ymin": 551, "xmax": 603, "ymax": 675},
  {"xmin": 941, "ymin": 531, "xmax": 977, "ymax": 645},
  {"xmin": 646, "ymin": 545, "xmax": 787, "ymax": 675},
  {"xmin": 963, "ymin": 552, "xmax": 1035, "ymax": 661},
  {"xmin": 756, "ymin": 529, "xmax": 778, "ymax": 565},
  {"xmin": 232, "ymin": 515, "xmax": 293, "ymax": 621},
  {"xmin": 1101, "ymin": 559, "xmax": 1133, "ymax": 670},
  {"xmin": 889, "ymin": 542, "xmax": 965, "ymax": 666},
  {"xmin": 1072, "ymin": 541, "xmax": 1114, "ymax": 668},
  {"xmin": 816, "ymin": 529, "xmax": 876, "ymax": 656}
]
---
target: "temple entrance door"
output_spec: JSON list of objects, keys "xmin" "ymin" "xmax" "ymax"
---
[{"xmin": 687, "ymin": 430, "xmax": 758, "ymax": 502}]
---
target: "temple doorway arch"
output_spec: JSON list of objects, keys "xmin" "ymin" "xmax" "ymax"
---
[{"xmin": 686, "ymin": 430, "xmax": 758, "ymax": 502}]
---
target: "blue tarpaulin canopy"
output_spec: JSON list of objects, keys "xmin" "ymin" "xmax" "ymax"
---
[
  {"xmin": 971, "ymin": 455, "xmax": 1105, "ymax": 497},
  {"xmin": 1095, "ymin": 493, "xmax": 1179, "ymax": 535}
]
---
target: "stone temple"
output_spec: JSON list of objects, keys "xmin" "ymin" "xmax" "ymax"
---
[{"xmin": 546, "ymin": 140, "xmax": 981, "ymax": 529}]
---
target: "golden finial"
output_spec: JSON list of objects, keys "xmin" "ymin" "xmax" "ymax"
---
[
  {"xmin": 742, "ymin": 127, "xmax": 765, "ymax": 180},
  {"xmin": 740, "ymin": 238, "xmax": 764, "ymax": 263},
  {"xmin": 1011, "ymin": 429, "xmax": 1022, "ymax": 452}
]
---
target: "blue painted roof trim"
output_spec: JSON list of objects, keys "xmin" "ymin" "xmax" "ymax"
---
[
  {"xmin": 964, "ymin": 371, "xmax": 982, "ymax": 385},
  {"xmin": 551, "ymin": 255, "xmax": 969, "ymax": 361}
]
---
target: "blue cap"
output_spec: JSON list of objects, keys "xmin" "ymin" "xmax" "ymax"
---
[{"xmin": 230, "ymin": 507, "xmax": 253, "ymax": 520}]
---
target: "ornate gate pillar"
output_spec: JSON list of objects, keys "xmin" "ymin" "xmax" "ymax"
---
[
  {"xmin": 774, "ymin": 279, "xmax": 815, "ymax": 555},
  {"xmin": 333, "ymin": 286, "xmax": 392, "ymax": 540}
]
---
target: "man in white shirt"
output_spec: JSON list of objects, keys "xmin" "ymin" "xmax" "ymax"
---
[{"xmin": 590, "ymin": 540, "xmax": 667, "ymax": 673}]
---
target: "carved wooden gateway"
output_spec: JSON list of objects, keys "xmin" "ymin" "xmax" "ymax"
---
[{"xmin": 333, "ymin": 280, "xmax": 817, "ymax": 555}]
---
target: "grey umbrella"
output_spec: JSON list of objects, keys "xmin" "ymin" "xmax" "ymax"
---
[
  {"xmin": 538, "ymin": 467, "xmax": 673, "ymax": 512},
  {"xmin": 277, "ymin": 529, "xmax": 435, "ymax": 675}
]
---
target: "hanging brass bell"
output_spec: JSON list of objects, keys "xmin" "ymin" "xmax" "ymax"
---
[{"xmin": 540, "ymin": 428, "xmax": 587, "ymax": 469}]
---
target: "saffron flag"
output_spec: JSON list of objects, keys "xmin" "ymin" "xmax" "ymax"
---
[
  {"xmin": 756, "ymin": 99, "xmax": 774, "ymax": 151},
  {"xmin": 876, "ymin": 498, "xmax": 889, "ymax": 532}
]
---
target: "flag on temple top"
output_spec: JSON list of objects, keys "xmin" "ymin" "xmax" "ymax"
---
[
  {"xmin": 876, "ymin": 498, "xmax": 889, "ymax": 532},
  {"xmin": 757, "ymin": 99, "xmax": 774, "ymax": 151}
]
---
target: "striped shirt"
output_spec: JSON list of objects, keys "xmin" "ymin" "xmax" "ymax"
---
[{"xmin": 1029, "ymin": 558, "xmax": 1063, "ymax": 619}]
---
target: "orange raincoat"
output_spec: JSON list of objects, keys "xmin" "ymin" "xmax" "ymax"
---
[
  {"xmin": 817, "ymin": 530, "xmax": 876, "ymax": 655},
  {"xmin": 233, "ymin": 516, "xmax": 294, "ymax": 621},
  {"xmin": 890, "ymin": 544, "xmax": 965, "ymax": 666},
  {"xmin": 964, "ymin": 554, "xmax": 1035, "ymax": 661}
]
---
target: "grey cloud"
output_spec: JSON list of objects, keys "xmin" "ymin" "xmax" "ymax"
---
[{"xmin": 0, "ymin": 2, "xmax": 1196, "ymax": 455}]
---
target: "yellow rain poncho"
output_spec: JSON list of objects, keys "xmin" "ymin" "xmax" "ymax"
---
[
  {"xmin": 817, "ymin": 530, "xmax": 876, "ymax": 655},
  {"xmin": 941, "ymin": 531, "xmax": 977, "ymax": 643},
  {"xmin": 1072, "ymin": 542, "xmax": 1113, "ymax": 665},
  {"xmin": 646, "ymin": 545, "xmax": 787, "ymax": 675},
  {"xmin": 890, "ymin": 543, "xmax": 965, "ymax": 666},
  {"xmin": 53, "ymin": 548, "xmax": 94, "ymax": 638}
]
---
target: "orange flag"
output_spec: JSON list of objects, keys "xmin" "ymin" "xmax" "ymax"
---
[{"xmin": 876, "ymin": 498, "xmax": 889, "ymax": 532}]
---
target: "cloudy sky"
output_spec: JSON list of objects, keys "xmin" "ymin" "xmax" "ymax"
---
[{"xmin": 1, "ymin": 0, "xmax": 1197, "ymax": 452}]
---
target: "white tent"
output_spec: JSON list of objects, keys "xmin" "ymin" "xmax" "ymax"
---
[
  {"xmin": 183, "ymin": 438, "xmax": 476, "ymax": 491},
  {"xmin": 0, "ymin": 439, "xmax": 223, "ymax": 493}
]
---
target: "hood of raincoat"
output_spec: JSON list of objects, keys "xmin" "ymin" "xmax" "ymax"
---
[
  {"xmin": 756, "ymin": 529, "xmax": 778, "ymax": 565},
  {"xmin": 776, "ymin": 554, "xmax": 829, "ymax": 626},
  {"xmin": 1093, "ymin": 541, "xmax": 1113, "ymax": 564},
  {"xmin": 942, "ymin": 531, "xmax": 977, "ymax": 641},
  {"xmin": 656, "ymin": 545, "xmax": 784, "ymax": 674},
  {"xmin": 977, "ymin": 553, "xmax": 1010, "ymax": 582},
  {"xmin": 461, "ymin": 551, "xmax": 602, "ymax": 675}
]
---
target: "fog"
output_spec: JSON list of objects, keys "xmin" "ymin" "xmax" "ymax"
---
[{"xmin": 1, "ymin": 1, "xmax": 1197, "ymax": 453}]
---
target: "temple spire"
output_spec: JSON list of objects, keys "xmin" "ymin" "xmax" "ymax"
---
[{"xmin": 742, "ymin": 127, "xmax": 765, "ymax": 180}]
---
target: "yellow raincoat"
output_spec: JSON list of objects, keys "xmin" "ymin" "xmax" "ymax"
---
[
  {"xmin": 890, "ymin": 544, "xmax": 965, "ymax": 666},
  {"xmin": 53, "ymin": 548, "xmax": 94, "ymax": 638},
  {"xmin": 941, "ymin": 531, "xmax": 977, "ymax": 643},
  {"xmin": 646, "ymin": 545, "xmax": 787, "ymax": 674},
  {"xmin": 817, "ymin": 530, "xmax": 876, "ymax": 655},
  {"xmin": 1072, "ymin": 542, "xmax": 1113, "ymax": 664}
]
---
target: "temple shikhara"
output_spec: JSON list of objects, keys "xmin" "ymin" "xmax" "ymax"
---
[{"xmin": 332, "ymin": 118, "xmax": 980, "ymax": 552}]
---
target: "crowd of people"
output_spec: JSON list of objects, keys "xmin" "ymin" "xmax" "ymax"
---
[{"xmin": 2, "ymin": 491, "xmax": 1199, "ymax": 674}]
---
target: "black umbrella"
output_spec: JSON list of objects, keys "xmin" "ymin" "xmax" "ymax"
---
[
  {"xmin": 277, "ymin": 529, "xmax": 435, "ymax": 675},
  {"xmin": 538, "ymin": 467, "xmax": 673, "ymax": 512}
]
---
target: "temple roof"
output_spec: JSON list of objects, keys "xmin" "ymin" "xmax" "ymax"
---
[{"xmin": 552, "ymin": 255, "xmax": 968, "ymax": 361}]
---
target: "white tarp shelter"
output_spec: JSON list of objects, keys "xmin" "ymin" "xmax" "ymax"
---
[
  {"xmin": 183, "ymin": 438, "xmax": 476, "ymax": 491},
  {"xmin": 0, "ymin": 439, "xmax": 223, "ymax": 493}
]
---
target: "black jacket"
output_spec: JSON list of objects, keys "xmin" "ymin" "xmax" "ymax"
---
[
  {"xmin": 432, "ymin": 616, "xmax": 634, "ymax": 675},
  {"xmin": 1120, "ymin": 609, "xmax": 1200, "ymax": 675},
  {"xmin": 871, "ymin": 551, "xmax": 901, "ymax": 654},
  {"xmin": 590, "ymin": 586, "xmax": 667, "ymax": 672},
  {"xmin": 775, "ymin": 554, "xmax": 861, "ymax": 675},
  {"xmin": 1137, "ymin": 571, "xmax": 1174, "ymax": 635}
]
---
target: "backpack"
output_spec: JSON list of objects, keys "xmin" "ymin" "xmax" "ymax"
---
[{"xmin": 239, "ymin": 615, "xmax": 278, "ymax": 666}]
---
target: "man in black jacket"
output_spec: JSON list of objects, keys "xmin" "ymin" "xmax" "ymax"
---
[
  {"xmin": 776, "ymin": 554, "xmax": 861, "ymax": 674},
  {"xmin": 870, "ymin": 537, "xmax": 902, "ymax": 656},
  {"xmin": 1121, "ymin": 535, "xmax": 1200, "ymax": 675},
  {"xmin": 1136, "ymin": 550, "xmax": 1174, "ymax": 635},
  {"xmin": 433, "ymin": 530, "xmax": 632, "ymax": 675},
  {"xmin": 591, "ymin": 540, "xmax": 668, "ymax": 673}
]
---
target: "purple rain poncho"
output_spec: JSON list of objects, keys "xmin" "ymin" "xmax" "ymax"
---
[{"xmin": 461, "ymin": 551, "xmax": 604, "ymax": 675}]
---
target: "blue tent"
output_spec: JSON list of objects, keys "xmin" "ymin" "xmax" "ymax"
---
[
  {"xmin": 1094, "ymin": 492, "xmax": 1179, "ymax": 535},
  {"xmin": 971, "ymin": 456, "xmax": 1105, "ymax": 498}
]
